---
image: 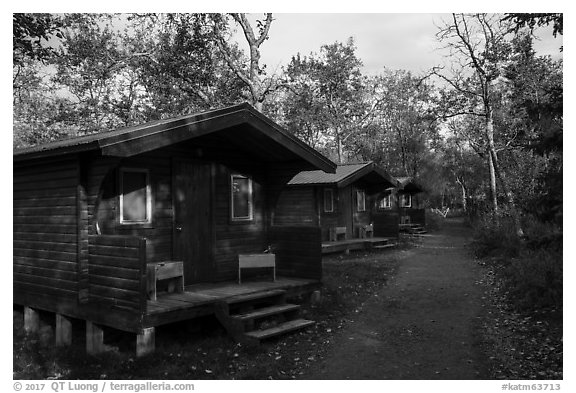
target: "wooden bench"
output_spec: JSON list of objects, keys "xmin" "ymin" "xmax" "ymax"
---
[
  {"xmin": 359, "ymin": 223, "xmax": 374, "ymax": 239},
  {"xmin": 329, "ymin": 226, "xmax": 347, "ymax": 242},
  {"xmin": 146, "ymin": 261, "xmax": 184, "ymax": 300},
  {"xmin": 238, "ymin": 254, "xmax": 276, "ymax": 284}
]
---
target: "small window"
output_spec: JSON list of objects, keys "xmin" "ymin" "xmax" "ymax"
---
[
  {"xmin": 119, "ymin": 168, "xmax": 152, "ymax": 224},
  {"xmin": 356, "ymin": 190, "xmax": 366, "ymax": 212},
  {"xmin": 324, "ymin": 188, "xmax": 334, "ymax": 213},
  {"xmin": 379, "ymin": 194, "xmax": 392, "ymax": 209},
  {"xmin": 400, "ymin": 194, "xmax": 412, "ymax": 208},
  {"xmin": 231, "ymin": 174, "xmax": 253, "ymax": 221}
]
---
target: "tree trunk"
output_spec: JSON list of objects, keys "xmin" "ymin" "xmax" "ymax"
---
[
  {"xmin": 456, "ymin": 178, "xmax": 467, "ymax": 212},
  {"xmin": 336, "ymin": 134, "xmax": 344, "ymax": 164},
  {"xmin": 485, "ymin": 109, "xmax": 498, "ymax": 212}
]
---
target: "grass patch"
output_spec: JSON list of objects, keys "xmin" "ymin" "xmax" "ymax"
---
[{"xmin": 14, "ymin": 249, "xmax": 401, "ymax": 380}]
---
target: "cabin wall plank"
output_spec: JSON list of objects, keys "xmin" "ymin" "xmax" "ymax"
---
[
  {"xmin": 87, "ymin": 235, "xmax": 145, "ymax": 313},
  {"xmin": 13, "ymin": 157, "xmax": 80, "ymax": 304},
  {"xmin": 274, "ymin": 188, "xmax": 317, "ymax": 226}
]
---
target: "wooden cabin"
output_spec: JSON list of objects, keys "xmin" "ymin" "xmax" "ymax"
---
[
  {"xmin": 377, "ymin": 176, "xmax": 426, "ymax": 228},
  {"xmin": 13, "ymin": 103, "xmax": 336, "ymax": 355},
  {"xmin": 274, "ymin": 162, "xmax": 399, "ymax": 250}
]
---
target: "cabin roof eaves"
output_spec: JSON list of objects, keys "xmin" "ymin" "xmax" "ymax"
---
[{"xmin": 13, "ymin": 103, "xmax": 336, "ymax": 174}]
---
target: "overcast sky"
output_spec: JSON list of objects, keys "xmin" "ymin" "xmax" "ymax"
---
[{"xmin": 240, "ymin": 13, "xmax": 563, "ymax": 77}]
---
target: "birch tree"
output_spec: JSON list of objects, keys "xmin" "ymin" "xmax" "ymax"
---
[{"xmin": 433, "ymin": 13, "xmax": 514, "ymax": 214}]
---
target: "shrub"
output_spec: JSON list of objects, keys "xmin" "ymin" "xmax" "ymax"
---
[
  {"xmin": 471, "ymin": 212, "xmax": 523, "ymax": 260},
  {"xmin": 506, "ymin": 248, "xmax": 563, "ymax": 310},
  {"xmin": 472, "ymin": 210, "xmax": 563, "ymax": 311}
]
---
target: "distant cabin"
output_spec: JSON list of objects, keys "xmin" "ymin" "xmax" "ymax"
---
[
  {"xmin": 377, "ymin": 176, "xmax": 426, "ymax": 226},
  {"xmin": 13, "ymin": 103, "xmax": 336, "ymax": 354},
  {"xmin": 274, "ymin": 162, "xmax": 399, "ymax": 241}
]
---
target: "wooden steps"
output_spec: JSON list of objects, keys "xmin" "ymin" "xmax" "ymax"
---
[
  {"xmin": 215, "ymin": 289, "xmax": 314, "ymax": 344},
  {"xmin": 244, "ymin": 319, "xmax": 315, "ymax": 341},
  {"xmin": 230, "ymin": 304, "xmax": 301, "ymax": 322},
  {"xmin": 399, "ymin": 223, "xmax": 427, "ymax": 235}
]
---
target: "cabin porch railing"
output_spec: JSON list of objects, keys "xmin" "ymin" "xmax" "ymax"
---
[{"xmin": 87, "ymin": 235, "xmax": 147, "ymax": 315}]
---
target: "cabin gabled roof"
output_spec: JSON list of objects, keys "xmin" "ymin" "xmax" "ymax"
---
[
  {"xmin": 13, "ymin": 103, "xmax": 336, "ymax": 173},
  {"xmin": 288, "ymin": 162, "xmax": 398, "ymax": 189},
  {"xmin": 396, "ymin": 176, "xmax": 425, "ymax": 193}
]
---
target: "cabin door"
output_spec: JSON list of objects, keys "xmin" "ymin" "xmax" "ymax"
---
[{"xmin": 173, "ymin": 159, "xmax": 214, "ymax": 285}]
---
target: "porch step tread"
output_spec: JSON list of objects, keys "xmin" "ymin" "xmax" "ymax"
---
[
  {"xmin": 231, "ymin": 304, "xmax": 300, "ymax": 321},
  {"xmin": 244, "ymin": 319, "xmax": 315, "ymax": 340},
  {"xmin": 373, "ymin": 243, "xmax": 397, "ymax": 249},
  {"xmin": 225, "ymin": 289, "xmax": 286, "ymax": 305}
]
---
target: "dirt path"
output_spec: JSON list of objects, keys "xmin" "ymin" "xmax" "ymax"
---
[{"xmin": 306, "ymin": 218, "xmax": 488, "ymax": 379}]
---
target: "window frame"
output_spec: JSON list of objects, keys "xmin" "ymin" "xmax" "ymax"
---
[
  {"xmin": 400, "ymin": 193, "xmax": 412, "ymax": 208},
  {"xmin": 356, "ymin": 189, "xmax": 366, "ymax": 212},
  {"xmin": 119, "ymin": 167, "xmax": 152, "ymax": 225},
  {"xmin": 323, "ymin": 188, "xmax": 334, "ymax": 213},
  {"xmin": 379, "ymin": 194, "xmax": 392, "ymax": 210},
  {"xmin": 230, "ymin": 174, "xmax": 254, "ymax": 222}
]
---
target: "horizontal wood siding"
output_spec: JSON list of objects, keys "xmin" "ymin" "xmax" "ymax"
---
[
  {"xmin": 88, "ymin": 152, "xmax": 173, "ymax": 263},
  {"xmin": 88, "ymin": 235, "xmax": 146, "ymax": 312},
  {"xmin": 274, "ymin": 188, "xmax": 317, "ymax": 226},
  {"xmin": 352, "ymin": 187, "xmax": 371, "ymax": 238},
  {"xmin": 13, "ymin": 156, "xmax": 79, "ymax": 305},
  {"xmin": 373, "ymin": 210, "xmax": 400, "ymax": 238},
  {"xmin": 213, "ymin": 163, "xmax": 267, "ymax": 282},
  {"xmin": 269, "ymin": 226, "xmax": 322, "ymax": 280}
]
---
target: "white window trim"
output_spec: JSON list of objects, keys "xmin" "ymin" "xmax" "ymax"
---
[
  {"xmin": 401, "ymin": 194, "xmax": 412, "ymax": 208},
  {"xmin": 119, "ymin": 167, "xmax": 152, "ymax": 224},
  {"xmin": 231, "ymin": 174, "xmax": 254, "ymax": 221},
  {"xmin": 356, "ymin": 190, "xmax": 366, "ymax": 212},
  {"xmin": 324, "ymin": 188, "xmax": 334, "ymax": 213},
  {"xmin": 379, "ymin": 194, "xmax": 392, "ymax": 209}
]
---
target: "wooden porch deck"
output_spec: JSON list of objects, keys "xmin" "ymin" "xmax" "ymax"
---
[
  {"xmin": 143, "ymin": 277, "xmax": 320, "ymax": 328},
  {"xmin": 321, "ymin": 237, "xmax": 397, "ymax": 254}
]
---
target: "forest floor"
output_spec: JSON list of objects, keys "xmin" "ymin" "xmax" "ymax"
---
[{"xmin": 13, "ymin": 218, "xmax": 562, "ymax": 380}]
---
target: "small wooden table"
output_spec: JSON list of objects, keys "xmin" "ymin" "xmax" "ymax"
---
[{"xmin": 146, "ymin": 261, "xmax": 184, "ymax": 300}]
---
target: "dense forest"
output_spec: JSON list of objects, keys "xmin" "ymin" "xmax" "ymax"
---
[{"xmin": 13, "ymin": 13, "xmax": 562, "ymax": 309}]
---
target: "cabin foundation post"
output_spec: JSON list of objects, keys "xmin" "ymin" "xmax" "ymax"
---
[
  {"xmin": 86, "ymin": 321, "xmax": 105, "ymax": 355},
  {"xmin": 24, "ymin": 306, "xmax": 40, "ymax": 334},
  {"xmin": 136, "ymin": 327, "xmax": 155, "ymax": 357},
  {"xmin": 55, "ymin": 314, "xmax": 72, "ymax": 347}
]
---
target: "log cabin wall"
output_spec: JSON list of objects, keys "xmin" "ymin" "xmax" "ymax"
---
[
  {"xmin": 318, "ymin": 186, "xmax": 339, "ymax": 241},
  {"xmin": 398, "ymin": 192, "xmax": 426, "ymax": 225},
  {"xmin": 351, "ymin": 186, "xmax": 371, "ymax": 237},
  {"xmin": 13, "ymin": 155, "xmax": 81, "ymax": 309},
  {"xmin": 89, "ymin": 145, "xmax": 268, "ymax": 284},
  {"xmin": 273, "ymin": 187, "xmax": 317, "ymax": 227},
  {"xmin": 87, "ymin": 234, "xmax": 146, "ymax": 313}
]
